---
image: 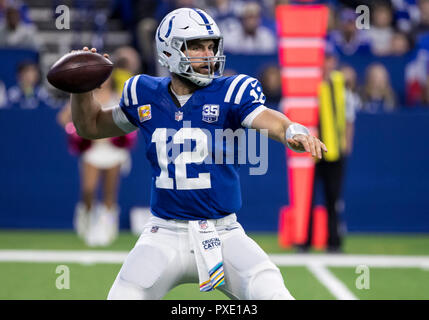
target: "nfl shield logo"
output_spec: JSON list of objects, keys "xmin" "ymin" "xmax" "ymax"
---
[
  {"xmin": 151, "ymin": 226, "xmax": 159, "ymax": 233},
  {"xmin": 198, "ymin": 220, "xmax": 208, "ymax": 230},
  {"xmin": 175, "ymin": 111, "xmax": 183, "ymax": 121}
]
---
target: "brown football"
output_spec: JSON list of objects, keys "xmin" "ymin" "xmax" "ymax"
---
[{"xmin": 47, "ymin": 51, "xmax": 113, "ymax": 93}]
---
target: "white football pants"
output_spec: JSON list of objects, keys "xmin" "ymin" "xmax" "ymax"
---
[{"xmin": 108, "ymin": 214, "xmax": 294, "ymax": 300}]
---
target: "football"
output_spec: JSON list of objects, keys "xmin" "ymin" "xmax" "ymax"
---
[{"xmin": 47, "ymin": 50, "xmax": 113, "ymax": 93}]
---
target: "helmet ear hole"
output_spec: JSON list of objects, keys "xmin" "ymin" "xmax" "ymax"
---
[{"xmin": 163, "ymin": 51, "xmax": 172, "ymax": 57}]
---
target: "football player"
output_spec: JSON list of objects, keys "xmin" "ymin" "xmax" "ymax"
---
[{"xmin": 71, "ymin": 8, "xmax": 327, "ymax": 299}]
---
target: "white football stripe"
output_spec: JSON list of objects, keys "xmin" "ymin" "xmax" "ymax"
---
[
  {"xmin": 234, "ymin": 77, "xmax": 257, "ymax": 104},
  {"xmin": 130, "ymin": 75, "xmax": 141, "ymax": 105},
  {"xmin": 282, "ymin": 67, "xmax": 321, "ymax": 77},
  {"xmin": 224, "ymin": 74, "xmax": 246, "ymax": 103},
  {"xmin": 279, "ymin": 37, "xmax": 325, "ymax": 48},
  {"xmin": 287, "ymin": 157, "xmax": 314, "ymax": 168},
  {"xmin": 123, "ymin": 78, "xmax": 131, "ymax": 106},
  {"xmin": 281, "ymin": 97, "xmax": 319, "ymax": 108}
]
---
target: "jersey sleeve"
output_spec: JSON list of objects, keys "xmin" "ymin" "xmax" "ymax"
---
[
  {"xmin": 225, "ymin": 75, "xmax": 268, "ymax": 128},
  {"xmin": 112, "ymin": 75, "xmax": 143, "ymax": 133}
]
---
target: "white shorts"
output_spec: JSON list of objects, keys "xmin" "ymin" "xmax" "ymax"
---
[
  {"xmin": 82, "ymin": 140, "xmax": 129, "ymax": 170},
  {"xmin": 107, "ymin": 214, "xmax": 294, "ymax": 300}
]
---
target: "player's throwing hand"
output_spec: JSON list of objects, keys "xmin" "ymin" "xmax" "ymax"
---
[
  {"xmin": 80, "ymin": 46, "xmax": 110, "ymax": 60},
  {"xmin": 287, "ymin": 134, "xmax": 328, "ymax": 159}
]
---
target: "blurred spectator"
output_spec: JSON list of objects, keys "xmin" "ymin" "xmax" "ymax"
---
[
  {"xmin": 340, "ymin": 65, "xmax": 360, "ymax": 154},
  {"xmin": 391, "ymin": 31, "xmax": 412, "ymax": 55},
  {"xmin": 0, "ymin": 4, "xmax": 38, "ymax": 49},
  {"xmin": 361, "ymin": 63, "xmax": 397, "ymax": 112},
  {"xmin": 409, "ymin": 0, "xmax": 429, "ymax": 52},
  {"xmin": 260, "ymin": 65, "xmax": 282, "ymax": 109},
  {"xmin": 298, "ymin": 47, "xmax": 355, "ymax": 253},
  {"xmin": 135, "ymin": 0, "xmax": 158, "ymax": 75},
  {"xmin": 206, "ymin": 0, "xmax": 242, "ymax": 35},
  {"xmin": 0, "ymin": 0, "xmax": 31, "ymax": 25},
  {"xmin": 328, "ymin": 7, "xmax": 371, "ymax": 56},
  {"xmin": 223, "ymin": 2, "xmax": 276, "ymax": 54},
  {"xmin": 134, "ymin": 0, "xmax": 204, "ymax": 75},
  {"xmin": 391, "ymin": 0, "xmax": 419, "ymax": 33},
  {"xmin": 412, "ymin": 0, "xmax": 429, "ymax": 41},
  {"xmin": 206, "ymin": 0, "xmax": 240, "ymax": 21},
  {"xmin": 7, "ymin": 61, "xmax": 64, "ymax": 110},
  {"xmin": 405, "ymin": 49, "xmax": 429, "ymax": 106},
  {"xmin": 110, "ymin": 46, "xmax": 141, "ymax": 96},
  {"xmin": 326, "ymin": 3, "xmax": 337, "ymax": 33},
  {"xmin": 367, "ymin": 2, "xmax": 395, "ymax": 56}
]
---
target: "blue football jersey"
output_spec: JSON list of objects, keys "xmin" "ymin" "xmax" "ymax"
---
[{"xmin": 117, "ymin": 74, "xmax": 267, "ymax": 220}]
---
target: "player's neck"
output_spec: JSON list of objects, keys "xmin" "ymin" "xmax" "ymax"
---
[{"xmin": 170, "ymin": 73, "xmax": 199, "ymax": 95}]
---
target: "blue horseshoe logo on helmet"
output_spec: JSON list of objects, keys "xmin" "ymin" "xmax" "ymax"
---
[{"xmin": 157, "ymin": 16, "xmax": 176, "ymax": 43}]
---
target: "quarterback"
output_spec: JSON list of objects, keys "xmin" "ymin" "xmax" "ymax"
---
[{"xmin": 71, "ymin": 8, "xmax": 327, "ymax": 299}]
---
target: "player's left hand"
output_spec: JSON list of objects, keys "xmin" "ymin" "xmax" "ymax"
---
[{"xmin": 287, "ymin": 134, "xmax": 328, "ymax": 159}]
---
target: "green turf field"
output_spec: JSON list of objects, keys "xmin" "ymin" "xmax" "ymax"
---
[{"xmin": 0, "ymin": 231, "xmax": 428, "ymax": 300}]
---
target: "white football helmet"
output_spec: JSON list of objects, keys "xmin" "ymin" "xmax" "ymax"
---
[{"xmin": 155, "ymin": 8, "xmax": 226, "ymax": 86}]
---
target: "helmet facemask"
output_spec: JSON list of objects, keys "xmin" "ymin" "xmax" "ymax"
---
[
  {"xmin": 169, "ymin": 36, "xmax": 226, "ymax": 86},
  {"xmin": 156, "ymin": 8, "xmax": 227, "ymax": 87}
]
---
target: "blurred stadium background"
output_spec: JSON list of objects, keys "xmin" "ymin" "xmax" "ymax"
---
[{"xmin": 0, "ymin": 0, "xmax": 429, "ymax": 300}]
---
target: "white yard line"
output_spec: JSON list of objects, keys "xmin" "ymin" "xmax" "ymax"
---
[
  {"xmin": 1, "ymin": 250, "xmax": 428, "ymax": 267},
  {"xmin": 1, "ymin": 250, "xmax": 428, "ymax": 300},
  {"xmin": 0, "ymin": 250, "xmax": 128, "ymax": 264},
  {"xmin": 306, "ymin": 263, "xmax": 358, "ymax": 300},
  {"xmin": 269, "ymin": 254, "xmax": 429, "ymax": 268}
]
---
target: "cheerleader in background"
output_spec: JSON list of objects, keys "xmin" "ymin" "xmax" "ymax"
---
[{"xmin": 57, "ymin": 75, "xmax": 137, "ymax": 247}]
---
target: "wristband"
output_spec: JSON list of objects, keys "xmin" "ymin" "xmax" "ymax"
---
[{"xmin": 285, "ymin": 123, "xmax": 310, "ymax": 153}]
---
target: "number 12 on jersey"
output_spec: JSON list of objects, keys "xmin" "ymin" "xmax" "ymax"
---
[{"xmin": 151, "ymin": 127, "xmax": 211, "ymax": 190}]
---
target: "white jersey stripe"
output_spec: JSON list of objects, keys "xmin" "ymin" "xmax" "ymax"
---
[
  {"xmin": 111, "ymin": 105, "xmax": 138, "ymax": 133},
  {"xmin": 224, "ymin": 74, "xmax": 246, "ymax": 103},
  {"xmin": 234, "ymin": 77, "xmax": 257, "ymax": 104},
  {"xmin": 241, "ymin": 105, "xmax": 267, "ymax": 128},
  {"xmin": 123, "ymin": 78, "xmax": 131, "ymax": 106},
  {"xmin": 130, "ymin": 75, "xmax": 141, "ymax": 105}
]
